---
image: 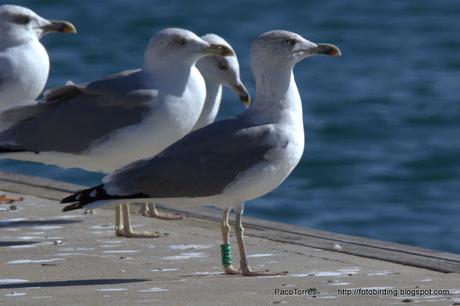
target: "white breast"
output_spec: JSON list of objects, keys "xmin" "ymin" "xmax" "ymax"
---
[
  {"xmin": 220, "ymin": 124, "xmax": 304, "ymax": 204},
  {"xmin": 192, "ymin": 82, "xmax": 222, "ymax": 131},
  {"xmin": 0, "ymin": 40, "xmax": 49, "ymax": 111}
]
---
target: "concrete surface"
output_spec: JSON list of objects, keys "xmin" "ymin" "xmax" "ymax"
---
[
  {"xmin": 1, "ymin": 173, "xmax": 460, "ymax": 305},
  {"xmin": 0, "ymin": 172, "xmax": 460, "ymax": 306}
]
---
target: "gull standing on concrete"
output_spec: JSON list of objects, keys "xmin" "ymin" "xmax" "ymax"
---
[
  {"xmin": 0, "ymin": 28, "xmax": 234, "ymax": 237},
  {"xmin": 0, "ymin": 4, "xmax": 76, "ymax": 112},
  {"xmin": 0, "ymin": 4, "xmax": 76, "ymax": 204},
  {"xmin": 61, "ymin": 30, "xmax": 341, "ymax": 276},
  {"xmin": 140, "ymin": 33, "xmax": 250, "ymax": 221}
]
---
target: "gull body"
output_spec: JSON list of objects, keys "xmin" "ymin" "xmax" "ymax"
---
[
  {"xmin": 0, "ymin": 4, "xmax": 75, "ymax": 204},
  {"xmin": 0, "ymin": 4, "xmax": 76, "ymax": 112},
  {"xmin": 61, "ymin": 30, "xmax": 341, "ymax": 274},
  {"xmin": 0, "ymin": 28, "xmax": 233, "ymax": 172}
]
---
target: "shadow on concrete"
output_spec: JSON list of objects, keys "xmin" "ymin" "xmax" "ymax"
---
[
  {"xmin": 0, "ymin": 278, "xmax": 150, "ymax": 289},
  {"xmin": 0, "ymin": 219, "xmax": 81, "ymax": 228},
  {"xmin": 0, "ymin": 241, "xmax": 38, "ymax": 247}
]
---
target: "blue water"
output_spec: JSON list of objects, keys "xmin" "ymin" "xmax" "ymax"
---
[{"xmin": 3, "ymin": 0, "xmax": 460, "ymax": 254}]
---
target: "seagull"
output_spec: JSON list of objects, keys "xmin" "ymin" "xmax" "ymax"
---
[
  {"xmin": 0, "ymin": 4, "xmax": 76, "ymax": 112},
  {"xmin": 0, "ymin": 27, "xmax": 234, "ymax": 236},
  {"xmin": 140, "ymin": 33, "xmax": 250, "ymax": 221},
  {"xmin": 0, "ymin": 4, "xmax": 76, "ymax": 204},
  {"xmin": 193, "ymin": 34, "xmax": 250, "ymax": 130},
  {"xmin": 61, "ymin": 30, "xmax": 341, "ymax": 276}
]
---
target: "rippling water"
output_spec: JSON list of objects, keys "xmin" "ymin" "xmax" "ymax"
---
[{"xmin": 3, "ymin": 0, "xmax": 460, "ymax": 253}]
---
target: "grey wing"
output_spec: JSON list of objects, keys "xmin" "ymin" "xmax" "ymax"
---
[
  {"xmin": 83, "ymin": 68, "xmax": 144, "ymax": 96},
  {"xmin": 43, "ymin": 83, "xmax": 85, "ymax": 103},
  {"xmin": 0, "ymin": 57, "xmax": 7, "ymax": 92},
  {"xmin": 105, "ymin": 119, "xmax": 282, "ymax": 198},
  {"xmin": 0, "ymin": 72, "xmax": 4, "ymax": 93},
  {"xmin": 44, "ymin": 68, "xmax": 143, "ymax": 103},
  {"xmin": 0, "ymin": 102, "xmax": 47, "ymax": 132},
  {"xmin": 0, "ymin": 70, "xmax": 154, "ymax": 153},
  {"xmin": 0, "ymin": 67, "xmax": 10, "ymax": 96}
]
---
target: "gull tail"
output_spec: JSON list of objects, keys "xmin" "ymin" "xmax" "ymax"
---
[{"xmin": 61, "ymin": 184, "xmax": 149, "ymax": 212}]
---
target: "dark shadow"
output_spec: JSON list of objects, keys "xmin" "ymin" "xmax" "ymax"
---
[
  {"xmin": 0, "ymin": 278, "xmax": 150, "ymax": 289},
  {"xmin": 0, "ymin": 219, "xmax": 81, "ymax": 228},
  {"xmin": 0, "ymin": 241, "xmax": 38, "ymax": 247}
]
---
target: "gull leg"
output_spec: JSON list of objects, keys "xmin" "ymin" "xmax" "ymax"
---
[
  {"xmin": 221, "ymin": 208, "xmax": 240, "ymax": 275},
  {"xmin": 139, "ymin": 203, "xmax": 149, "ymax": 216},
  {"xmin": 234, "ymin": 203, "xmax": 288, "ymax": 277},
  {"xmin": 142, "ymin": 202, "xmax": 184, "ymax": 220},
  {"xmin": 0, "ymin": 194, "xmax": 23, "ymax": 204},
  {"xmin": 117, "ymin": 204, "xmax": 161, "ymax": 238},
  {"xmin": 115, "ymin": 205, "xmax": 124, "ymax": 236}
]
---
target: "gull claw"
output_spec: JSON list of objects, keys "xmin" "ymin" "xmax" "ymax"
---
[
  {"xmin": 140, "ymin": 204, "xmax": 184, "ymax": 220},
  {"xmin": 223, "ymin": 265, "xmax": 241, "ymax": 275},
  {"xmin": 145, "ymin": 211, "xmax": 184, "ymax": 220},
  {"xmin": 0, "ymin": 194, "xmax": 23, "ymax": 204},
  {"xmin": 115, "ymin": 228, "xmax": 163, "ymax": 238},
  {"xmin": 241, "ymin": 267, "xmax": 288, "ymax": 277}
]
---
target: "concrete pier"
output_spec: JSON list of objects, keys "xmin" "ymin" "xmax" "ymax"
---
[{"xmin": 1, "ymin": 171, "xmax": 460, "ymax": 305}]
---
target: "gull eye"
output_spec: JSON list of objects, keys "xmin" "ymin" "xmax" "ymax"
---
[
  {"xmin": 13, "ymin": 14, "xmax": 31, "ymax": 25},
  {"xmin": 175, "ymin": 38, "xmax": 186, "ymax": 46},
  {"xmin": 285, "ymin": 39, "xmax": 297, "ymax": 46},
  {"xmin": 218, "ymin": 61, "xmax": 228, "ymax": 70}
]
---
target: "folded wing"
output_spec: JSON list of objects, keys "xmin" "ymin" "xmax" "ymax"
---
[
  {"xmin": 104, "ymin": 118, "xmax": 281, "ymax": 198},
  {"xmin": 0, "ymin": 69, "xmax": 155, "ymax": 154}
]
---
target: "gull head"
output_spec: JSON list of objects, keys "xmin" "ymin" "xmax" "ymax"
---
[
  {"xmin": 197, "ymin": 34, "xmax": 251, "ymax": 107},
  {"xmin": 251, "ymin": 30, "xmax": 341, "ymax": 71},
  {"xmin": 0, "ymin": 5, "xmax": 76, "ymax": 45},
  {"xmin": 144, "ymin": 28, "xmax": 234, "ymax": 70}
]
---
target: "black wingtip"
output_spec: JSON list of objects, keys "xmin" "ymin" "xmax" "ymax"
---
[
  {"xmin": 0, "ymin": 147, "xmax": 29, "ymax": 154},
  {"xmin": 60, "ymin": 184, "xmax": 107, "ymax": 208},
  {"xmin": 62, "ymin": 202, "xmax": 84, "ymax": 211},
  {"xmin": 60, "ymin": 184, "xmax": 150, "ymax": 212},
  {"xmin": 60, "ymin": 192, "xmax": 81, "ymax": 204}
]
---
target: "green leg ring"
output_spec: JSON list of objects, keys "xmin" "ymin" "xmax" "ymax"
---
[{"xmin": 220, "ymin": 243, "xmax": 233, "ymax": 267}]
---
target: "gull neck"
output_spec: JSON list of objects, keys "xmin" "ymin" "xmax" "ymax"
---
[
  {"xmin": 247, "ymin": 62, "xmax": 303, "ymax": 125},
  {"xmin": 193, "ymin": 77, "xmax": 222, "ymax": 130},
  {"xmin": 143, "ymin": 59, "xmax": 196, "ymax": 95}
]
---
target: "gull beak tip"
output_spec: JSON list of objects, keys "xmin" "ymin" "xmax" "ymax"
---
[
  {"xmin": 60, "ymin": 21, "xmax": 77, "ymax": 34},
  {"xmin": 317, "ymin": 43, "xmax": 342, "ymax": 57},
  {"xmin": 44, "ymin": 20, "xmax": 77, "ymax": 34},
  {"xmin": 330, "ymin": 47, "xmax": 342, "ymax": 56},
  {"xmin": 232, "ymin": 83, "xmax": 251, "ymax": 108},
  {"xmin": 207, "ymin": 44, "xmax": 234, "ymax": 57},
  {"xmin": 241, "ymin": 95, "xmax": 251, "ymax": 108}
]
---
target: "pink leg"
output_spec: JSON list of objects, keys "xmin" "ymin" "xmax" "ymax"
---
[
  {"xmin": 234, "ymin": 203, "xmax": 288, "ymax": 276},
  {"xmin": 221, "ymin": 208, "xmax": 240, "ymax": 275},
  {"xmin": 142, "ymin": 203, "xmax": 184, "ymax": 220},
  {"xmin": 115, "ymin": 204, "xmax": 162, "ymax": 238}
]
